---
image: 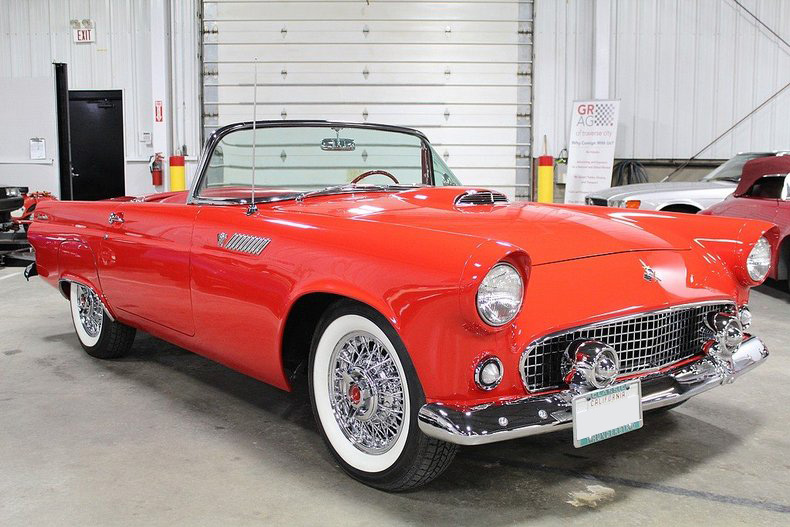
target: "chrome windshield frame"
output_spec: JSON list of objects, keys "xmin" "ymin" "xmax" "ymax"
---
[{"xmin": 187, "ymin": 120, "xmax": 437, "ymax": 206}]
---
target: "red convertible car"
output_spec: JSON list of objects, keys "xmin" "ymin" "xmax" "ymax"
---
[
  {"xmin": 701, "ymin": 155, "xmax": 790, "ymax": 289},
  {"xmin": 27, "ymin": 122, "xmax": 775, "ymax": 490}
]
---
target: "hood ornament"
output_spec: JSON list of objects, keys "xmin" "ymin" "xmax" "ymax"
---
[{"xmin": 640, "ymin": 260, "xmax": 661, "ymax": 282}]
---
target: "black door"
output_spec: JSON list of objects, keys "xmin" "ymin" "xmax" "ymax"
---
[{"xmin": 68, "ymin": 90, "xmax": 125, "ymax": 200}]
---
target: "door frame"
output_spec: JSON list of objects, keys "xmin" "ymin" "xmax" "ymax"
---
[{"xmin": 53, "ymin": 63, "xmax": 73, "ymax": 200}]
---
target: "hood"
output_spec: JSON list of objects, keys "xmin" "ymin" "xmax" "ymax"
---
[
  {"xmin": 273, "ymin": 187, "xmax": 693, "ymax": 265},
  {"xmin": 588, "ymin": 181, "xmax": 736, "ymax": 201}
]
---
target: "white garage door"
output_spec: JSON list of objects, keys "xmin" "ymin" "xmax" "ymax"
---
[{"xmin": 202, "ymin": 0, "xmax": 533, "ymax": 196}]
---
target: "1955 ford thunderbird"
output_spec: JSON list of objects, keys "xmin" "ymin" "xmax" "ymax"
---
[{"xmin": 27, "ymin": 121, "xmax": 774, "ymax": 490}]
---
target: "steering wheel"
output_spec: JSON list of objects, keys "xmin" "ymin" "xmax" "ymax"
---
[{"xmin": 351, "ymin": 170, "xmax": 400, "ymax": 185}]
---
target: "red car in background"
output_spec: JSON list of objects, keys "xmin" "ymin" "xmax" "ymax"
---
[{"xmin": 702, "ymin": 156, "xmax": 790, "ymax": 289}]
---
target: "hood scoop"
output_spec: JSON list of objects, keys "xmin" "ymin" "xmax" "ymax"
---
[{"xmin": 454, "ymin": 189, "xmax": 508, "ymax": 206}]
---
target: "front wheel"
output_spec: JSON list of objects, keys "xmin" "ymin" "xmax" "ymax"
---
[
  {"xmin": 309, "ymin": 301, "xmax": 457, "ymax": 491},
  {"xmin": 69, "ymin": 283, "xmax": 136, "ymax": 359}
]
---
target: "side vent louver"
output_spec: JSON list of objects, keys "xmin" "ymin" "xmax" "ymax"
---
[
  {"xmin": 454, "ymin": 190, "xmax": 509, "ymax": 206},
  {"xmin": 223, "ymin": 234, "xmax": 271, "ymax": 255}
]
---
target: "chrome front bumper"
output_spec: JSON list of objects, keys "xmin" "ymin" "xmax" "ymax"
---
[{"xmin": 418, "ymin": 336, "xmax": 768, "ymax": 446}]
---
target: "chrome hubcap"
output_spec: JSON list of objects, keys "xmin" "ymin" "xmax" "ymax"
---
[
  {"xmin": 76, "ymin": 284, "xmax": 103, "ymax": 338},
  {"xmin": 328, "ymin": 331, "xmax": 405, "ymax": 454}
]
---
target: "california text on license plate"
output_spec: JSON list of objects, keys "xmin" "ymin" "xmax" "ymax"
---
[{"xmin": 572, "ymin": 379, "xmax": 643, "ymax": 447}]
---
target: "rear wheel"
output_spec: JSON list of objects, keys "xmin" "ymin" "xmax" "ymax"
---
[
  {"xmin": 69, "ymin": 283, "xmax": 135, "ymax": 359},
  {"xmin": 309, "ymin": 300, "xmax": 456, "ymax": 491}
]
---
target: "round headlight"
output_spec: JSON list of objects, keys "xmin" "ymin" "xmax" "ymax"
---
[
  {"xmin": 746, "ymin": 237, "xmax": 771, "ymax": 282},
  {"xmin": 476, "ymin": 263, "xmax": 523, "ymax": 326}
]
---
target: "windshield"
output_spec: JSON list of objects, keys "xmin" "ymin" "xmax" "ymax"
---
[
  {"xmin": 666, "ymin": 153, "xmax": 773, "ymax": 183},
  {"xmin": 196, "ymin": 125, "xmax": 448, "ymax": 201}
]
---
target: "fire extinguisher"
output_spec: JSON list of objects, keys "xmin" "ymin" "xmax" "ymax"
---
[{"xmin": 149, "ymin": 152, "xmax": 164, "ymax": 186}]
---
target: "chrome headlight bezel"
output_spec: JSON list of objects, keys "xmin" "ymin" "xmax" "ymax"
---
[
  {"xmin": 476, "ymin": 262, "xmax": 524, "ymax": 327},
  {"xmin": 746, "ymin": 236, "xmax": 771, "ymax": 282}
]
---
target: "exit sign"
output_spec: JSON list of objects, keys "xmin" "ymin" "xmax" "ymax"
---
[{"xmin": 73, "ymin": 28, "xmax": 94, "ymax": 43}]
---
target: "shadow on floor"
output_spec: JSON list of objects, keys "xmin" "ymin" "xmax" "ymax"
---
[{"xmin": 54, "ymin": 330, "xmax": 770, "ymax": 525}]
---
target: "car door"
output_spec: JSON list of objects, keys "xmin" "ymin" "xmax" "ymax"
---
[
  {"xmin": 187, "ymin": 204, "xmax": 291, "ymax": 388},
  {"xmin": 98, "ymin": 202, "xmax": 198, "ymax": 336}
]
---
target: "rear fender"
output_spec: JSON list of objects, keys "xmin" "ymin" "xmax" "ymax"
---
[{"xmin": 57, "ymin": 241, "xmax": 116, "ymax": 319}]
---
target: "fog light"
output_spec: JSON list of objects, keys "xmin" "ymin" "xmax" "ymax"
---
[
  {"xmin": 739, "ymin": 307, "xmax": 752, "ymax": 329},
  {"xmin": 475, "ymin": 357, "xmax": 503, "ymax": 391},
  {"xmin": 563, "ymin": 340, "xmax": 620, "ymax": 389}
]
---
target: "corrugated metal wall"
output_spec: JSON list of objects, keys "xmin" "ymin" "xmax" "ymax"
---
[
  {"xmin": 201, "ymin": 0, "xmax": 535, "ymax": 194},
  {"xmin": 0, "ymin": 0, "xmax": 200, "ymax": 196},
  {"xmin": 534, "ymin": 0, "xmax": 790, "ymax": 160}
]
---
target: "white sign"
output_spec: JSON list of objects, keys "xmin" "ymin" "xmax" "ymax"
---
[
  {"xmin": 29, "ymin": 138, "xmax": 46, "ymax": 160},
  {"xmin": 564, "ymin": 100, "xmax": 620, "ymax": 204},
  {"xmin": 73, "ymin": 28, "xmax": 94, "ymax": 43}
]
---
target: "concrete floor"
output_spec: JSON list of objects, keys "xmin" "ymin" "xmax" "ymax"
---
[{"xmin": 1, "ymin": 266, "xmax": 789, "ymax": 527}]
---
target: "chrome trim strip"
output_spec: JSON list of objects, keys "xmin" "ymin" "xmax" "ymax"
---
[
  {"xmin": 419, "ymin": 336, "xmax": 768, "ymax": 446},
  {"xmin": 518, "ymin": 299, "xmax": 736, "ymax": 393}
]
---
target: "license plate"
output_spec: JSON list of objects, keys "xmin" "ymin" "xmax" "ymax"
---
[{"xmin": 572, "ymin": 379, "xmax": 643, "ymax": 447}]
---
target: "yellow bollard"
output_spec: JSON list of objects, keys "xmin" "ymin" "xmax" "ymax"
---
[
  {"xmin": 169, "ymin": 155, "xmax": 186, "ymax": 191},
  {"xmin": 537, "ymin": 155, "xmax": 554, "ymax": 203}
]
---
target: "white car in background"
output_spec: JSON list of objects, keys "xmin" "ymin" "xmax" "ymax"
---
[{"xmin": 585, "ymin": 152, "xmax": 789, "ymax": 213}]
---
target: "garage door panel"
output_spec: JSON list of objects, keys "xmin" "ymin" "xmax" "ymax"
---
[
  {"xmin": 208, "ymin": 23, "xmax": 521, "ymax": 45},
  {"xmin": 214, "ymin": 43, "xmax": 519, "ymax": 63},
  {"xmin": 212, "ymin": 106, "xmax": 519, "ymax": 127},
  {"xmin": 211, "ymin": 1, "xmax": 522, "ymax": 22},
  {"xmin": 205, "ymin": 71, "xmax": 522, "ymax": 87},
  {"xmin": 204, "ymin": 61, "xmax": 522, "ymax": 75},
  {"xmin": 217, "ymin": 84, "xmax": 518, "ymax": 103}
]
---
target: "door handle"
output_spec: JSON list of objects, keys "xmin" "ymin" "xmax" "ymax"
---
[{"xmin": 108, "ymin": 212, "xmax": 124, "ymax": 224}]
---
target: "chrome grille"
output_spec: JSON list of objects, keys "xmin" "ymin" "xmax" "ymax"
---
[
  {"xmin": 223, "ymin": 233, "xmax": 270, "ymax": 255},
  {"xmin": 455, "ymin": 190, "xmax": 508, "ymax": 206},
  {"xmin": 521, "ymin": 302, "xmax": 734, "ymax": 392}
]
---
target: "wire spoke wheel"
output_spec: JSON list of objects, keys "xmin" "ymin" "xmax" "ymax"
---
[
  {"xmin": 328, "ymin": 331, "xmax": 405, "ymax": 454},
  {"xmin": 310, "ymin": 303, "xmax": 457, "ymax": 490},
  {"xmin": 75, "ymin": 284, "xmax": 103, "ymax": 338}
]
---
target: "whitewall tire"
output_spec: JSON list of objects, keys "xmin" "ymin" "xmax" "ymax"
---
[
  {"xmin": 69, "ymin": 282, "xmax": 136, "ymax": 359},
  {"xmin": 309, "ymin": 300, "xmax": 457, "ymax": 491}
]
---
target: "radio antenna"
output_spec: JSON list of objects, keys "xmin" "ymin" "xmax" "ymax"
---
[{"xmin": 246, "ymin": 57, "xmax": 259, "ymax": 215}]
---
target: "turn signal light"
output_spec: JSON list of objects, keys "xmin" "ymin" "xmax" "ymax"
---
[
  {"xmin": 475, "ymin": 357, "xmax": 503, "ymax": 391},
  {"xmin": 625, "ymin": 200, "xmax": 641, "ymax": 209}
]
